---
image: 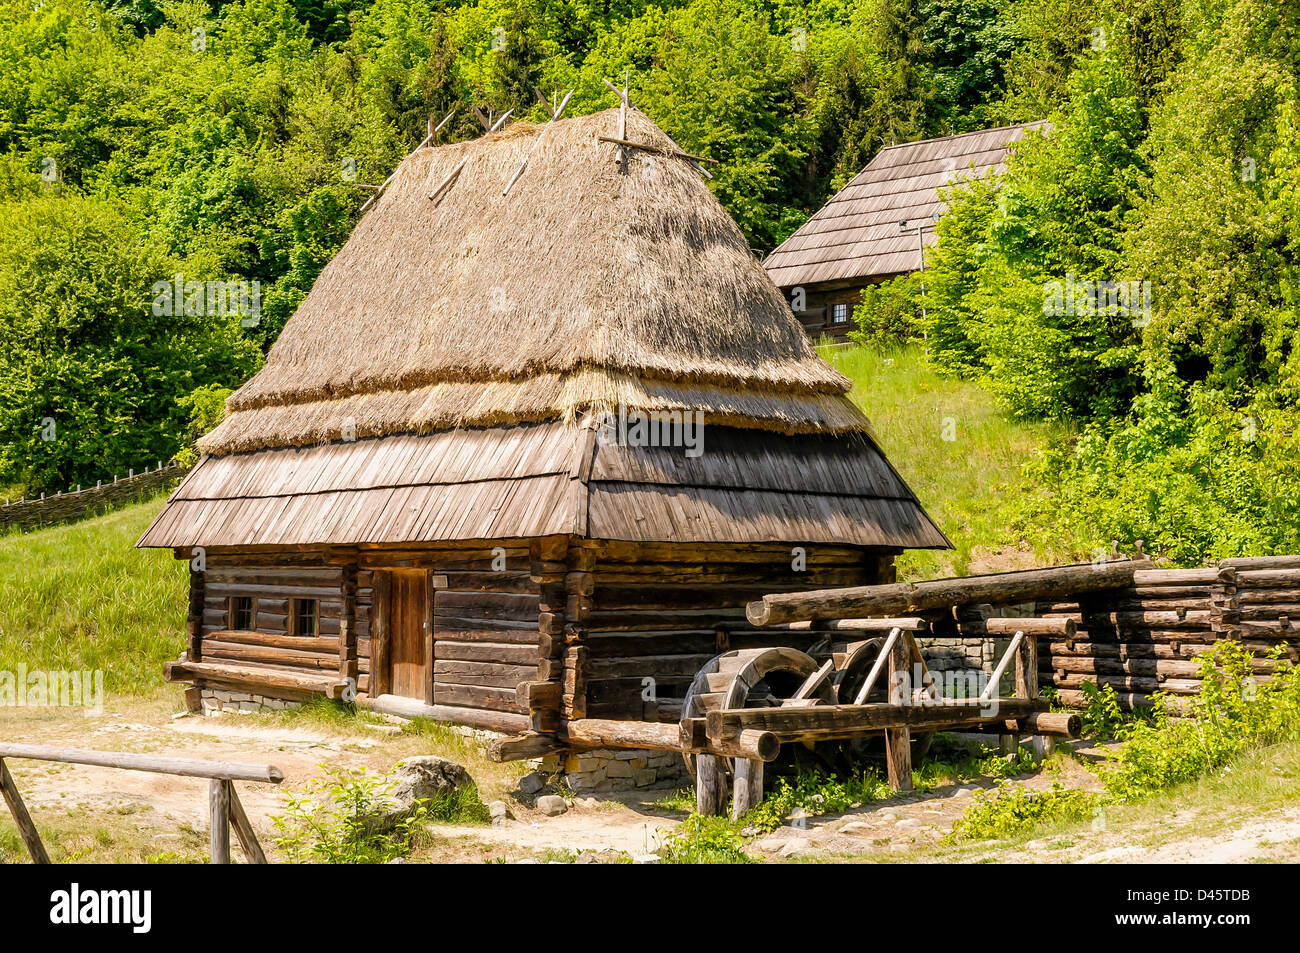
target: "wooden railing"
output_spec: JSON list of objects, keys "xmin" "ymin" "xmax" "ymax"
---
[{"xmin": 0, "ymin": 742, "xmax": 283, "ymax": 864}]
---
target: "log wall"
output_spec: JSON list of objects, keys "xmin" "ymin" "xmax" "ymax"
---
[
  {"xmin": 563, "ymin": 541, "xmax": 896, "ymax": 722},
  {"xmin": 915, "ymin": 559, "xmax": 1300, "ymax": 709}
]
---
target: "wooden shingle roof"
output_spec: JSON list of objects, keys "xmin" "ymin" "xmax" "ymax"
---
[
  {"xmin": 138, "ymin": 421, "xmax": 950, "ymax": 550},
  {"xmin": 764, "ymin": 122, "xmax": 1047, "ymax": 289}
]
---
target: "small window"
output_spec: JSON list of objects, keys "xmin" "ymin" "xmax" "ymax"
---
[
  {"xmin": 831, "ymin": 303, "xmax": 850, "ymax": 324},
  {"xmin": 292, "ymin": 598, "xmax": 318, "ymax": 637},
  {"xmin": 228, "ymin": 596, "xmax": 255, "ymax": 631}
]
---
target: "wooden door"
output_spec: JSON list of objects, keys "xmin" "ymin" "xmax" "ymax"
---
[{"xmin": 388, "ymin": 570, "xmax": 432, "ymax": 702}]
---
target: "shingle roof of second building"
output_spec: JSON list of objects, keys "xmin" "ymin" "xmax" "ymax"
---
[{"xmin": 764, "ymin": 121, "xmax": 1047, "ymax": 289}]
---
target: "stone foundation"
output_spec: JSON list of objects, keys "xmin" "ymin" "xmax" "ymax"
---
[
  {"xmin": 918, "ymin": 637, "xmax": 1015, "ymax": 696},
  {"xmin": 540, "ymin": 748, "xmax": 690, "ymax": 794},
  {"xmin": 199, "ymin": 688, "xmax": 302, "ymax": 715}
]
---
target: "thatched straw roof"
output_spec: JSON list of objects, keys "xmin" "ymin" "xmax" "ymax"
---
[
  {"xmin": 140, "ymin": 106, "xmax": 949, "ymax": 552},
  {"xmin": 201, "ymin": 107, "xmax": 864, "ymax": 456}
]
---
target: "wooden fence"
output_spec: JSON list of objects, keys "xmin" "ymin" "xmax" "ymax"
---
[
  {"xmin": 0, "ymin": 742, "xmax": 283, "ymax": 864},
  {"xmin": 0, "ymin": 464, "xmax": 187, "ymax": 533}
]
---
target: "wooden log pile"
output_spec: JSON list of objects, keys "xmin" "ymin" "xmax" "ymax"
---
[{"xmin": 1033, "ymin": 562, "xmax": 1299, "ymax": 709}]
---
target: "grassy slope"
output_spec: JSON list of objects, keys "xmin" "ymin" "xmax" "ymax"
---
[
  {"xmin": 0, "ymin": 494, "xmax": 185, "ymax": 694},
  {"xmin": 823, "ymin": 342, "xmax": 1082, "ymax": 579}
]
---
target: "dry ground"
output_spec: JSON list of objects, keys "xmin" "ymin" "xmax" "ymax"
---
[{"xmin": 1, "ymin": 695, "xmax": 1295, "ymax": 864}]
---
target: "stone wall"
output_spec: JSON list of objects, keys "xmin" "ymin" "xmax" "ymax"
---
[
  {"xmin": 0, "ymin": 464, "xmax": 187, "ymax": 533},
  {"xmin": 917, "ymin": 636, "xmax": 1014, "ymax": 696},
  {"xmin": 199, "ymin": 688, "xmax": 302, "ymax": 715},
  {"xmin": 541, "ymin": 748, "xmax": 690, "ymax": 794}
]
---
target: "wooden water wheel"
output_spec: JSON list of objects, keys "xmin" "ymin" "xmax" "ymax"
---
[
  {"xmin": 828, "ymin": 636, "xmax": 935, "ymax": 761},
  {"xmin": 681, "ymin": 647, "xmax": 838, "ymax": 815}
]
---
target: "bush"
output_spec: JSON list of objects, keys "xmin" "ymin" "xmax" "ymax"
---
[
  {"xmin": 946, "ymin": 782, "xmax": 1104, "ymax": 841},
  {"xmin": 658, "ymin": 814, "xmax": 755, "ymax": 864},
  {"xmin": 273, "ymin": 767, "xmax": 432, "ymax": 864},
  {"xmin": 1098, "ymin": 641, "xmax": 1300, "ymax": 801}
]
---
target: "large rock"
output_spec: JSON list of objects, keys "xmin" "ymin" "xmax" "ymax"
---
[
  {"xmin": 390, "ymin": 756, "xmax": 473, "ymax": 805},
  {"xmin": 364, "ymin": 756, "xmax": 474, "ymax": 834}
]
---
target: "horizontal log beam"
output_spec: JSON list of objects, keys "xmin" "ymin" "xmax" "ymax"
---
[
  {"xmin": 485, "ymin": 732, "xmax": 565, "ymax": 763},
  {"xmin": 706, "ymin": 698, "xmax": 1048, "ymax": 743},
  {"xmin": 165, "ymin": 660, "xmax": 350, "ymax": 699},
  {"xmin": 747, "ymin": 560, "xmax": 1153, "ymax": 626},
  {"xmin": 786, "ymin": 617, "xmax": 929, "ymax": 633},
  {"xmin": 0, "ymin": 743, "xmax": 282, "ymax": 784}
]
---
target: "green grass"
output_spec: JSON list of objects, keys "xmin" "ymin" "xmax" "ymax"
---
[
  {"xmin": 822, "ymin": 342, "xmax": 1081, "ymax": 578},
  {"xmin": 0, "ymin": 493, "xmax": 184, "ymax": 695}
]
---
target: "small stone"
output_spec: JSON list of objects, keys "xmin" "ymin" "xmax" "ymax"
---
[
  {"xmin": 895, "ymin": 818, "xmax": 917, "ymax": 828},
  {"xmin": 489, "ymin": 800, "xmax": 509, "ymax": 819},
  {"xmin": 879, "ymin": 811, "xmax": 899, "ymax": 821},
  {"xmin": 580, "ymin": 797, "xmax": 600, "ymax": 808},
  {"xmin": 516, "ymin": 771, "xmax": 546, "ymax": 796},
  {"xmin": 576, "ymin": 852, "xmax": 600, "ymax": 864},
  {"xmin": 838, "ymin": 822, "xmax": 872, "ymax": 834},
  {"xmin": 757, "ymin": 837, "xmax": 786, "ymax": 852},
  {"xmin": 537, "ymin": 795, "xmax": 568, "ymax": 816},
  {"xmin": 632, "ymin": 854, "xmax": 660, "ymax": 864}
]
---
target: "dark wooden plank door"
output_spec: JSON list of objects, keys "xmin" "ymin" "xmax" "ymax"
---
[{"xmin": 389, "ymin": 570, "xmax": 432, "ymax": 702}]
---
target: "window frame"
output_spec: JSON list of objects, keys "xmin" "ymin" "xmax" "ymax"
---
[
  {"xmin": 227, "ymin": 595, "xmax": 256, "ymax": 632},
  {"xmin": 290, "ymin": 597, "xmax": 318, "ymax": 638},
  {"xmin": 831, "ymin": 302, "xmax": 850, "ymax": 324}
]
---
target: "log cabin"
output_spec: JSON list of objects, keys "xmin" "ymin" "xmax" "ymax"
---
[
  {"xmin": 764, "ymin": 121, "xmax": 1047, "ymax": 341},
  {"xmin": 138, "ymin": 106, "xmax": 949, "ymax": 754}
]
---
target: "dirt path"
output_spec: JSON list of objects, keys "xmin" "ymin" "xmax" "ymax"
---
[{"xmin": 3, "ymin": 702, "xmax": 1295, "ymax": 863}]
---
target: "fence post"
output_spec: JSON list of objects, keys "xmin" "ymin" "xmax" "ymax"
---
[
  {"xmin": 0, "ymin": 758, "xmax": 50, "ymax": 863},
  {"xmin": 210, "ymin": 779, "xmax": 231, "ymax": 864}
]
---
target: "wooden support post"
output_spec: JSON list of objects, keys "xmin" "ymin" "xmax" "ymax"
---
[
  {"xmin": 187, "ymin": 561, "xmax": 205, "ymax": 662},
  {"xmin": 884, "ymin": 632, "xmax": 912, "ymax": 792},
  {"xmin": 1015, "ymin": 633, "xmax": 1038, "ymax": 699},
  {"xmin": 371, "ymin": 571, "xmax": 391, "ymax": 697},
  {"xmin": 998, "ymin": 733, "xmax": 1019, "ymax": 758},
  {"xmin": 210, "ymin": 779, "xmax": 231, "ymax": 864},
  {"xmin": 339, "ymin": 563, "xmax": 358, "ymax": 685},
  {"xmin": 227, "ymin": 785, "xmax": 267, "ymax": 864},
  {"xmin": 731, "ymin": 758, "xmax": 763, "ymax": 820},
  {"xmin": 1030, "ymin": 735, "xmax": 1056, "ymax": 762},
  {"xmin": 0, "ymin": 758, "xmax": 49, "ymax": 863},
  {"xmin": 695, "ymin": 754, "xmax": 727, "ymax": 817}
]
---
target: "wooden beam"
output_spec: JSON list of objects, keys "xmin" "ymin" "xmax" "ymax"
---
[
  {"xmin": 731, "ymin": 758, "xmax": 763, "ymax": 820},
  {"xmin": 502, "ymin": 91, "xmax": 572, "ymax": 196},
  {"xmin": 486, "ymin": 732, "xmax": 565, "ymax": 763},
  {"xmin": 980, "ymin": 631, "xmax": 1024, "ymax": 701},
  {"xmin": 371, "ymin": 571, "xmax": 391, "ymax": 697},
  {"xmin": 165, "ymin": 659, "xmax": 351, "ymax": 700},
  {"xmin": 884, "ymin": 627, "xmax": 912, "ymax": 791},
  {"xmin": 0, "ymin": 743, "xmax": 283, "ymax": 784},
  {"xmin": 746, "ymin": 559, "xmax": 1154, "ymax": 626},
  {"xmin": 210, "ymin": 779, "xmax": 231, "ymax": 864},
  {"xmin": 705, "ymin": 698, "xmax": 1048, "ymax": 744},
  {"xmin": 853, "ymin": 626, "xmax": 900, "ymax": 704},
  {"xmin": 227, "ymin": 785, "xmax": 267, "ymax": 864},
  {"xmin": 695, "ymin": 754, "xmax": 726, "ymax": 817},
  {"xmin": 0, "ymin": 758, "xmax": 49, "ymax": 863},
  {"xmin": 596, "ymin": 136, "xmax": 718, "ymax": 164},
  {"xmin": 787, "ymin": 617, "xmax": 929, "ymax": 633}
]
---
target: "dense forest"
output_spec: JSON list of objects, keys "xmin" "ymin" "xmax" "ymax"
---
[{"xmin": 0, "ymin": 0, "xmax": 1296, "ymax": 564}]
